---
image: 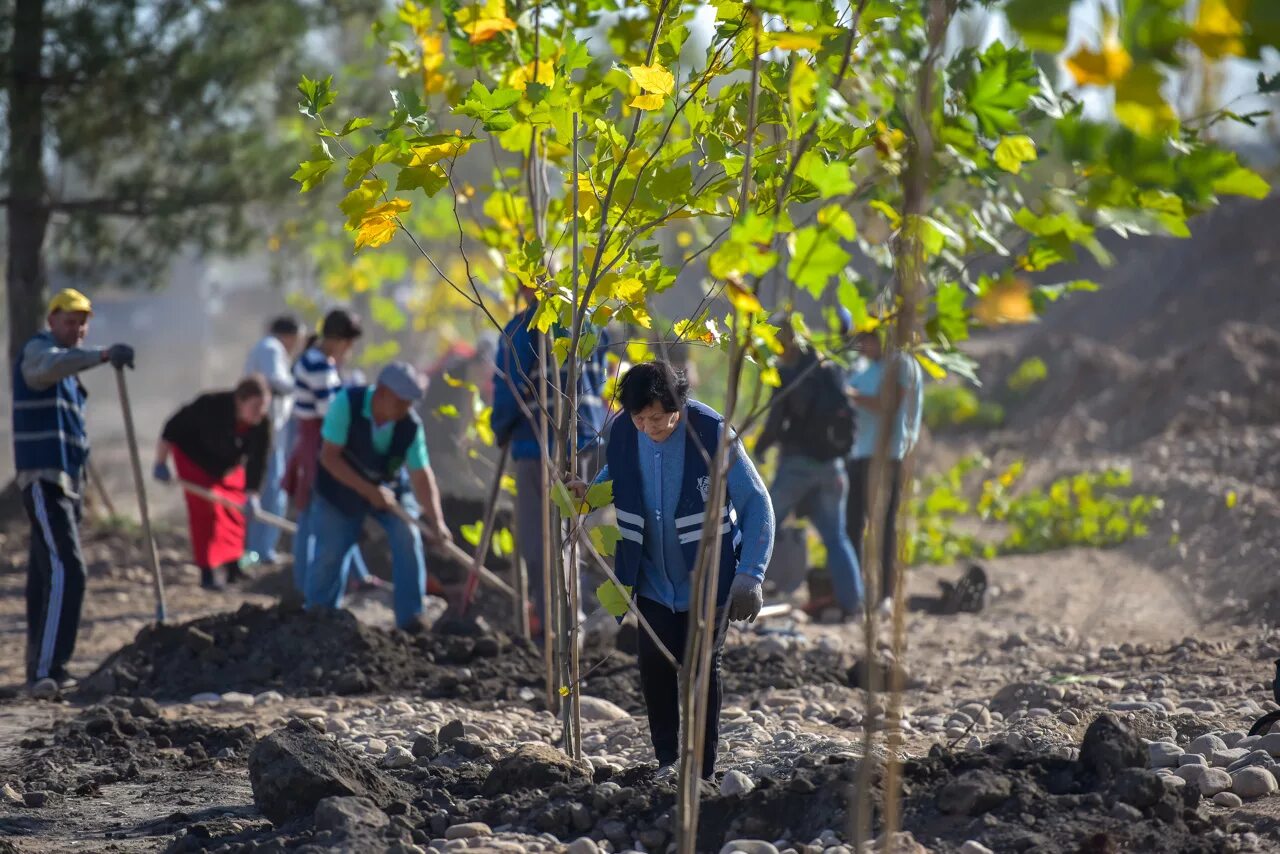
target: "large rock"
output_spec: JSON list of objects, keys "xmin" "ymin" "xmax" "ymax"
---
[
  {"xmin": 937, "ymin": 770, "xmax": 1013, "ymax": 817},
  {"xmin": 314, "ymin": 796, "xmax": 390, "ymax": 834},
  {"xmin": 248, "ymin": 720, "xmax": 411, "ymax": 825},
  {"xmin": 1147, "ymin": 742, "xmax": 1182, "ymax": 768},
  {"xmin": 1111, "ymin": 769, "xmax": 1164, "ymax": 809},
  {"xmin": 577, "ymin": 696, "xmax": 632, "ymax": 722},
  {"xmin": 482, "ymin": 742, "xmax": 593, "ymax": 795},
  {"xmin": 1079, "ymin": 714, "xmax": 1145, "ymax": 780},
  {"xmin": 1187, "ymin": 734, "xmax": 1228, "ymax": 757},
  {"xmin": 1231, "ymin": 766, "xmax": 1278, "ymax": 799},
  {"xmin": 1198, "ymin": 768, "xmax": 1233, "ymax": 797}
]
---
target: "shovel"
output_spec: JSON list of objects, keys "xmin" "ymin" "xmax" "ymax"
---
[{"xmin": 115, "ymin": 366, "xmax": 167, "ymax": 624}]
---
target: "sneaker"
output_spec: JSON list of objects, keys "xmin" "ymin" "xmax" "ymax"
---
[
  {"xmin": 653, "ymin": 763, "xmax": 677, "ymax": 782},
  {"xmin": 49, "ymin": 668, "xmax": 78, "ymax": 691},
  {"xmin": 348, "ymin": 575, "xmax": 386, "ymax": 595},
  {"xmin": 29, "ymin": 678, "xmax": 58, "ymax": 700},
  {"xmin": 878, "ymin": 597, "xmax": 893, "ymax": 618}
]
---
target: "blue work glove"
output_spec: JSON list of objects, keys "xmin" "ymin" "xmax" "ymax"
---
[
  {"xmin": 153, "ymin": 461, "xmax": 171, "ymax": 483},
  {"xmin": 106, "ymin": 343, "xmax": 135, "ymax": 370},
  {"xmin": 727, "ymin": 573, "xmax": 764, "ymax": 623}
]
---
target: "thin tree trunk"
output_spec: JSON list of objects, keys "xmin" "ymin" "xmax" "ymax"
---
[{"xmin": 7, "ymin": 0, "xmax": 49, "ymax": 369}]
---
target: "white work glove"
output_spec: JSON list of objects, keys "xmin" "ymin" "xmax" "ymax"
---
[{"xmin": 727, "ymin": 573, "xmax": 764, "ymax": 623}]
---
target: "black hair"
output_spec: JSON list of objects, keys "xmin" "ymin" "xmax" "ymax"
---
[
  {"xmin": 321, "ymin": 308, "xmax": 363, "ymax": 341},
  {"xmin": 235, "ymin": 373, "xmax": 270, "ymax": 401},
  {"xmin": 617, "ymin": 360, "xmax": 689, "ymax": 414},
  {"xmin": 268, "ymin": 315, "xmax": 300, "ymax": 336}
]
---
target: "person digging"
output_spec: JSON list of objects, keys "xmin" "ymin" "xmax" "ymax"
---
[
  {"xmin": 301, "ymin": 361, "xmax": 451, "ymax": 631},
  {"xmin": 571, "ymin": 360, "xmax": 775, "ymax": 778},
  {"xmin": 12, "ymin": 288, "xmax": 134, "ymax": 698}
]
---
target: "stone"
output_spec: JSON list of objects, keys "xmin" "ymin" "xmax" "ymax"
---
[
  {"xmin": 130, "ymin": 697, "xmax": 161, "ymax": 719},
  {"xmin": 1212, "ymin": 748, "xmax": 1249, "ymax": 768},
  {"xmin": 366, "ymin": 739, "xmax": 388, "ymax": 755},
  {"xmin": 567, "ymin": 840, "xmax": 600, "ymax": 854},
  {"xmin": 578, "ymin": 696, "xmax": 632, "ymax": 722},
  {"xmin": 958, "ymin": 843, "xmax": 995, "ymax": 854},
  {"xmin": 314, "ymin": 796, "xmax": 390, "ymax": 834},
  {"xmin": 1214, "ymin": 792, "xmax": 1244, "ymax": 808},
  {"xmin": 1187, "ymin": 734, "xmax": 1228, "ymax": 757},
  {"xmin": 719, "ymin": 842, "xmax": 780, "ymax": 854},
  {"xmin": 290, "ymin": 706, "xmax": 328, "ymax": 720},
  {"xmin": 444, "ymin": 822, "xmax": 492, "ymax": 840},
  {"xmin": 1259, "ymin": 733, "xmax": 1280, "ymax": 757},
  {"xmin": 254, "ymin": 690, "xmax": 285, "ymax": 705},
  {"xmin": 438, "ymin": 720, "xmax": 466, "ymax": 745},
  {"xmin": 248, "ymin": 722, "xmax": 412, "ymax": 825},
  {"xmin": 1175, "ymin": 764, "xmax": 1209, "ymax": 785},
  {"xmin": 720, "ymin": 770, "xmax": 756, "ymax": 797},
  {"xmin": 1228, "ymin": 750, "xmax": 1275, "ymax": 773},
  {"xmin": 412, "ymin": 733, "xmax": 440, "ymax": 760},
  {"xmin": 937, "ymin": 770, "xmax": 1013, "ymax": 817},
  {"xmin": 221, "ymin": 691, "xmax": 255, "ymax": 709},
  {"xmin": 1079, "ymin": 714, "xmax": 1145, "ymax": 780},
  {"xmin": 1147, "ymin": 742, "xmax": 1181, "ymax": 768},
  {"xmin": 482, "ymin": 743, "xmax": 592, "ymax": 796},
  {"xmin": 190, "ymin": 692, "xmax": 222, "ymax": 706},
  {"xmin": 1111, "ymin": 769, "xmax": 1164, "ymax": 809},
  {"xmin": 1198, "ymin": 768, "xmax": 1233, "ymax": 797},
  {"xmin": 1110, "ymin": 803, "xmax": 1142, "ymax": 821},
  {"xmin": 384, "ymin": 747, "xmax": 415, "ymax": 769},
  {"xmin": 1, "ymin": 783, "xmax": 23, "ymax": 806},
  {"xmin": 22, "ymin": 791, "xmax": 48, "ymax": 807},
  {"xmin": 1178, "ymin": 754, "xmax": 1207, "ymax": 767},
  {"xmin": 1231, "ymin": 767, "xmax": 1278, "ymax": 799}
]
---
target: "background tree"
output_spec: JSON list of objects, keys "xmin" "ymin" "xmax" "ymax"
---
[{"xmin": 0, "ymin": 0, "xmax": 379, "ymax": 367}]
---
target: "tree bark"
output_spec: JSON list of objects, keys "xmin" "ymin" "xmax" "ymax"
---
[{"xmin": 7, "ymin": 0, "xmax": 49, "ymax": 368}]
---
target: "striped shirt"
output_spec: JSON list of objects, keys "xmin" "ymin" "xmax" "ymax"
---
[{"xmin": 292, "ymin": 346, "xmax": 341, "ymax": 421}]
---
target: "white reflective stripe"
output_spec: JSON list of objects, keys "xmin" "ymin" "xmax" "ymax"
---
[
  {"xmin": 14, "ymin": 429, "xmax": 90, "ymax": 450},
  {"xmin": 31, "ymin": 482, "xmax": 66, "ymax": 680},
  {"xmin": 619, "ymin": 527, "xmax": 644, "ymax": 543},
  {"xmin": 615, "ymin": 508, "xmax": 644, "ymax": 527},
  {"xmin": 679, "ymin": 522, "xmax": 731, "ymax": 544},
  {"xmin": 728, "ymin": 506, "xmax": 738, "ymax": 526},
  {"xmin": 733, "ymin": 530, "xmax": 743, "ymax": 549},
  {"xmin": 675, "ymin": 511, "xmax": 704, "ymax": 528}
]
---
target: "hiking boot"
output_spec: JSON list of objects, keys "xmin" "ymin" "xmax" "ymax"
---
[
  {"xmin": 399, "ymin": 615, "xmax": 431, "ymax": 636},
  {"xmin": 29, "ymin": 678, "xmax": 58, "ymax": 700},
  {"xmin": 200, "ymin": 566, "xmax": 227, "ymax": 591}
]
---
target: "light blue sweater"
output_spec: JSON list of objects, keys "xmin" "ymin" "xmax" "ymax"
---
[{"xmin": 596, "ymin": 416, "xmax": 774, "ymax": 611}]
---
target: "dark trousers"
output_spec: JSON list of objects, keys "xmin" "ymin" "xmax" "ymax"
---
[
  {"xmin": 23, "ymin": 481, "xmax": 87, "ymax": 682},
  {"xmin": 636, "ymin": 596, "xmax": 729, "ymax": 775},
  {"xmin": 846, "ymin": 458, "xmax": 903, "ymax": 602}
]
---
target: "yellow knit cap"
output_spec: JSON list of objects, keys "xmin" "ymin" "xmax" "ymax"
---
[{"xmin": 47, "ymin": 288, "xmax": 94, "ymax": 315}]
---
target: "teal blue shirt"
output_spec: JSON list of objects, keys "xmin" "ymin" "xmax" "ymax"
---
[
  {"xmin": 848, "ymin": 354, "xmax": 923, "ymax": 460},
  {"xmin": 321, "ymin": 387, "xmax": 430, "ymax": 471}
]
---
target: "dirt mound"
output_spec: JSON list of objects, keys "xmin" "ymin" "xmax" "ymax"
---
[
  {"xmin": 79, "ymin": 603, "xmax": 544, "ymax": 704},
  {"xmin": 6, "ymin": 700, "xmax": 256, "ymax": 804}
]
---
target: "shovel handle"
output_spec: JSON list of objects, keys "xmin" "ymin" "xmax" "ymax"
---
[{"xmin": 116, "ymin": 367, "xmax": 168, "ymax": 624}]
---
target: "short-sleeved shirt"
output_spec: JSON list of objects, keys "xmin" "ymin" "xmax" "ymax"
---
[
  {"xmin": 292, "ymin": 346, "xmax": 342, "ymax": 421},
  {"xmin": 848, "ymin": 354, "xmax": 924, "ymax": 461},
  {"xmin": 321, "ymin": 387, "xmax": 429, "ymax": 471}
]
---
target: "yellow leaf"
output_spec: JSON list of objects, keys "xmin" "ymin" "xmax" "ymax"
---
[
  {"xmin": 500, "ymin": 475, "xmax": 517, "ymax": 495},
  {"xmin": 558, "ymin": 685, "xmax": 570, "ymax": 697},
  {"xmin": 915, "ymin": 352, "xmax": 947, "ymax": 380},
  {"xmin": 1114, "ymin": 64, "xmax": 1178, "ymax": 137},
  {"xmin": 1065, "ymin": 19, "xmax": 1132, "ymax": 86},
  {"xmin": 973, "ymin": 276, "xmax": 1034, "ymax": 325},
  {"xmin": 726, "ymin": 281, "xmax": 763, "ymax": 315},
  {"xmin": 629, "ymin": 63, "xmax": 675, "ymax": 95},
  {"xmin": 768, "ymin": 31, "xmax": 824, "ymax": 50},
  {"xmin": 993, "ymin": 135, "xmax": 1038, "ymax": 174},
  {"xmin": 354, "ymin": 198, "xmax": 411, "ymax": 251},
  {"xmin": 625, "ymin": 342, "xmax": 650, "ymax": 363},
  {"xmin": 759, "ymin": 365, "xmax": 781, "ymax": 387},
  {"xmin": 676, "ymin": 231, "xmax": 693, "ymax": 247},
  {"xmin": 629, "ymin": 92, "xmax": 666, "ymax": 111},
  {"xmin": 1191, "ymin": 0, "xmax": 1247, "ymax": 58},
  {"xmin": 1226, "ymin": 490, "xmax": 1238, "ymax": 509},
  {"xmin": 509, "ymin": 59, "xmax": 554, "ymax": 92},
  {"xmin": 456, "ymin": 0, "xmax": 516, "ymax": 43},
  {"xmin": 409, "ymin": 137, "xmax": 473, "ymax": 166}
]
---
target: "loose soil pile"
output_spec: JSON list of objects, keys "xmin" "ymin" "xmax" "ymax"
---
[
  {"xmin": 78, "ymin": 603, "xmax": 545, "ymax": 704},
  {"xmin": 160, "ymin": 713, "xmax": 1246, "ymax": 853}
]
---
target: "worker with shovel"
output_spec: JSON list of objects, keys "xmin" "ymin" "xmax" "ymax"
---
[
  {"xmin": 303, "ymin": 362, "xmax": 451, "ymax": 632},
  {"xmin": 12, "ymin": 288, "xmax": 134, "ymax": 698},
  {"xmin": 153, "ymin": 375, "xmax": 272, "ymax": 590}
]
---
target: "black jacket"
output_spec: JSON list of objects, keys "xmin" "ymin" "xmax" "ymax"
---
[{"xmin": 162, "ymin": 391, "xmax": 270, "ymax": 490}]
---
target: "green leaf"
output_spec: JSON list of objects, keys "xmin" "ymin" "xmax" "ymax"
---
[
  {"xmin": 337, "ymin": 116, "xmax": 373, "ymax": 137},
  {"xmin": 292, "ymin": 143, "xmax": 334, "ymax": 192},
  {"xmin": 787, "ymin": 226, "xmax": 850, "ymax": 298},
  {"xmin": 396, "ymin": 163, "xmax": 449, "ymax": 196},
  {"xmin": 966, "ymin": 44, "xmax": 1039, "ymax": 136},
  {"xmin": 1004, "ymin": 0, "xmax": 1072, "ymax": 53},
  {"xmin": 1212, "ymin": 167, "xmax": 1269, "ymax": 199},
  {"xmin": 550, "ymin": 481, "xmax": 578, "ymax": 519},
  {"xmin": 595, "ymin": 579, "xmax": 632, "ymax": 617},
  {"xmin": 339, "ymin": 180, "xmax": 388, "ymax": 228},
  {"xmin": 993, "ymin": 135, "xmax": 1037, "ymax": 174},
  {"xmin": 370, "ymin": 295, "xmax": 406, "ymax": 332},
  {"xmin": 585, "ymin": 480, "xmax": 613, "ymax": 511},
  {"xmin": 492, "ymin": 527, "xmax": 515, "ymax": 557},
  {"xmin": 589, "ymin": 525, "xmax": 622, "ymax": 559},
  {"xmin": 298, "ymin": 74, "xmax": 336, "ymax": 118},
  {"xmin": 931, "ymin": 282, "xmax": 969, "ymax": 344},
  {"xmin": 795, "ymin": 151, "xmax": 855, "ymax": 198}
]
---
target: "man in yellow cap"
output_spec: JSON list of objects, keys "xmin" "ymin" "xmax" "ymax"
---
[{"xmin": 12, "ymin": 288, "xmax": 134, "ymax": 699}]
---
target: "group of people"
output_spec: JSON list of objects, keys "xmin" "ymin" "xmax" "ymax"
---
[{"xmin": 12, "ymin": 285, "xmax": 919, "ymax": 780}]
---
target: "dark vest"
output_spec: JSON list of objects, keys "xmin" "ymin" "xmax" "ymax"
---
[
  {"xmin": 607, "ymin": 400, "xmax": 741, "ymax": 608},
  {"xmin": 314, "ymin": 386, "xmax": 419, "ymax": 515},
  {"xmin": 12, "ymin": 332, "xmax": 90, "ymax": 485}
]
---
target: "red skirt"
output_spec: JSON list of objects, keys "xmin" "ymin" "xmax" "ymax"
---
[{"xmin": 174, "ymin": 446, "xmax": 247, "ymax": 570}]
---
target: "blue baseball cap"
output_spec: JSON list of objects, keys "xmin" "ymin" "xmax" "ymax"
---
[{"xmin": 377, "ymin": 361, "xmax": 426, "ymax": 403}]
